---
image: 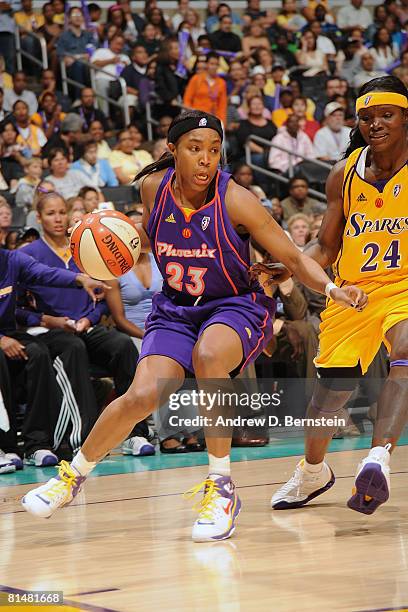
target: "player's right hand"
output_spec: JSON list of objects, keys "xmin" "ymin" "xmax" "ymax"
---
[
  {"xmin": 41, "ymin": 315, "xmax": 77, "ymax": 333},
  {"xmin": 330, "ymin": 285, "xmax": 368, "ymax": 312},
  {"xmin": 76, "ymin": 274, "xmax": 111, "ymax": 303},
  {"xmin": 249, "ymin": 262, "xmax": 292, "ymax": 285},
  {"xmin": 0, "ymin": 337, "xmax": 28, "ymax": 360}
]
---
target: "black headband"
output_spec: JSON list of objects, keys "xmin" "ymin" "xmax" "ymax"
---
[{"xmin": 167, "ymin": 115, "xmax": 224, "ymax": 144}]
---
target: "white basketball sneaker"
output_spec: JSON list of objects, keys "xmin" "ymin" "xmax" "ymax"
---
[
  {"xmin": 122, "ymin": 436, "xmax": 155, "ymax": 456},
  {"xmin": 271, "ymin": 459, "xmax": 335, "ymax": 510},
  {"xmin": 25, "ymin": 450, "xmax": 58, "ymax": 467},
  {"xmin": 21, "ymin": 461, "xmax": 86, "ymax": 519},
  {"xmin": 347, "ymin": 444, "xmax": 391, "ymax": 515},
  {"xmin": 184, "ymin": 475, "xmax": 241, "ymax": 542},
  {"xmin": 0, "ymin": 450, "xmax": 16, "ymax": 474}
]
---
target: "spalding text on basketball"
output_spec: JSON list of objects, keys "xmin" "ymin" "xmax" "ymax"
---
[{"xmin": 102, "ymin": 233, "xmax": 132, "ymax": 274}]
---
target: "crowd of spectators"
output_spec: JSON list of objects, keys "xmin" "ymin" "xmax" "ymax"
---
[
  {"xmin": 0, "ymin": 0, "xmax": 397, "ymax": 471},
  {"xmin": 1, "ymin": 0, "xmax": 405, "ymax": 215}
]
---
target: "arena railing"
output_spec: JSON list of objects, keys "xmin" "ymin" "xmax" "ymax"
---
[
  {"xmin": 59, "ymin": 55, "xmax": 130, "ymax": 127},
  {"xmin": 15, "ymin": 26, "xmax": 48, "ymax": 71},
  {"xmin": 145, "ymin": 100, "xmax": 159, "ymax": 141},
  {"xmin": 146, "ymin": 99, "xmax": 231, "ymax": 157},
  {"xmin": 245, "ymin": 135, "xmax": 331, "ymax": 202},
  {"xmin": 145, "ymin": 99, "xmax": 192, "ymax": 140}
]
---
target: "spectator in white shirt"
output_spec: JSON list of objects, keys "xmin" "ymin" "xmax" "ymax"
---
[
  {"xmin": 369, "ymin": 27, "xmax": 397, "ymax": 71},
  {"xmin": 172, "ymin": 0, "xmax": 190, "ymax": 31},
  {"xmin": 91, "ymin": 33, "xmax": 131, "ymax": 114},
  {"xmin": 295, "ymin": 30, "xmax": 328, "ymax": 77},
  {"xmin": 4, "ymin": 72, "xmax": 38, "ymax": 116},
  {"xmin": 268, "ymin": 115, "xmax": 316, "ymax": 174},
  {"xmin": 352, "ymin": 52, "xmax": 387, "ymax": 92},
  {"xmin": 314, "ymin": 102, "xmax": 351, "ymax": 162},
  {"xmin": 337, "ymin": 0, "xmax": 373, "ymax": 32},
  {"xmin": 309, "ymin": 20, "xmax": 336, "ymax": 59},
  {"xmin": 47, "ymin": 148, "xmax": 93, "ymax": 199}
]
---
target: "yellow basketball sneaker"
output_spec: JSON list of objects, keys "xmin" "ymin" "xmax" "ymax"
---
[
  {"xmin": 184, "ymin": 475, "xmax": 241, "ymax": 542},
  {"xmin": 21, "ymin": 461, "xmax": 86, "ymax": 519}
]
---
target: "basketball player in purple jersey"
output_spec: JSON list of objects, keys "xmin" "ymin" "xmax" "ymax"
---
[{"xmin": 22, "ymin": 111, "xmax": 367, "ymax": 542}]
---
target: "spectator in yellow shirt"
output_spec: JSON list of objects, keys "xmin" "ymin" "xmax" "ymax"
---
[
  {"xmin": 271, "ymin": 88, "xmax": 294, "ymax": 127},
  {"xmin": 14, "ymin": 0, "xmax": 44, "ymax": 31},
  {"xmin": 14, "ymin": 0, "xmax": 44, "ymax": 74},
  {"xmin": 31, "ymin": 91, "xmax": 66, "ymax": 140},
  {"xmin": 109, "ymin": 129, "xmax": 153, "ymax": 184},
  {"xmin": 51, "ymin": 0, "xmax": 66, "ymax": 25}
]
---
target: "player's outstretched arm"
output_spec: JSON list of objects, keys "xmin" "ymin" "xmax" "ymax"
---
[{"xmin": 226, "ymin": 181, "xmax": 367, "ymax": 310}]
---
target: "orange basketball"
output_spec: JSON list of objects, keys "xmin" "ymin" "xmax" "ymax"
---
[{"xmin": 70, "ymin": 210, "xmax": 141, "ymax": 280}]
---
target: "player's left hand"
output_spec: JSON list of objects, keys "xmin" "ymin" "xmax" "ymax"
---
[
  {"xmin": 76, "ymin": 274, "xmax": 111, "ymax": 303},
  {"xmin": 249, "ymin": 262, "xmax": 292, "ymax": 286},
  {"xmin": 330, "ymin": 285, "xmax": 368, "ymax": 311}
]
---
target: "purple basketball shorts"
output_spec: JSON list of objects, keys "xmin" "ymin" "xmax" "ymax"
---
[{"xmin": 138, "ymin": 291, "xmax": 275, "ymax": 375}]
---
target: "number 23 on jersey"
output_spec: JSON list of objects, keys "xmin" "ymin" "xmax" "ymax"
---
[{"xmin": 166, "ymin": 262, "xmax": 207, "ymax": 296}]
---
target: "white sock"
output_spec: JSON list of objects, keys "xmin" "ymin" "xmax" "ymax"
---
[
  {"xmin": 303, "ymin": 459, "xmax": 324, "ymax": 473},
  {"xmin": 71, "ymin": 451, "xmax": 96, "ymax": 477},
  {"xmin": 208, "ymin": 453, "xmax": 230, "ymax": 478}
]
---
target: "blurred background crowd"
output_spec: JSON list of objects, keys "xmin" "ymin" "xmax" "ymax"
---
[{"xmin": 0, "ymin": 0, "xmax": 394, "ymax": 471}]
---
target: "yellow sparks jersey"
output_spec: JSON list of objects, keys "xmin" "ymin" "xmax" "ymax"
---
[{"xmin": 334, "ymin": 146, "xmax": 408, "ymax": 284}]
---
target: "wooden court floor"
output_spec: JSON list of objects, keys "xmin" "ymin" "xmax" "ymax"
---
[{"xmin": 0, "ymin": 445, "xmax": 408, "ymax": 612}]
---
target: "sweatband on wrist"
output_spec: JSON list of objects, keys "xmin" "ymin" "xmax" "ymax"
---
[{"xmin": 325, "ymin": 282, "xmax": 337, "ymax": 298}]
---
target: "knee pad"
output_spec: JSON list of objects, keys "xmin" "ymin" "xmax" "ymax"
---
[
  {"xmin": 316, "ymin": 365, "xmax": 362, "ymax": 391},
  {"xmin": 309, "ymin": 368, "xmax": 360, "ymax": 421}
]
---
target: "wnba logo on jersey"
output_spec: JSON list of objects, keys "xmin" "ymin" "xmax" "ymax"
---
[
  {"xmin": 393, "ymin": 184, "xmax": 401, "ymax": 197},
  {"xmin": 201, "ymin": 216, "xmax": 211, "ymax": 231}
]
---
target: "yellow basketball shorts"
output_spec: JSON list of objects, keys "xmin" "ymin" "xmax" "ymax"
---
[{"xmin": 314, "ymin": 277, "xmax": 408, "ymax": 374}]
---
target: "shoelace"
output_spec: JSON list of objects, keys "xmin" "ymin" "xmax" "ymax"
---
[
  {"xmin": 183, "ymin": 479, "xmax": 222, "ymax": 521},
  {"xmin": 278, "ymin": 465, "xmax": 303, "ymax": 495},
  {"xmin": 365, "ymin": 443, "xmax": 392, "ymax": 464},
  {"xmin": 40, "ymin": 461, "xmax": 78, "ymax": 503},
  {"xmin": 278, "ymin": 463, "xmax": 325, "ymax": 495}
]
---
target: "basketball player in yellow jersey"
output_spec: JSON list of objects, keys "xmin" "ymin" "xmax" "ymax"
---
[{"xmin": 269, "ymin": 76, "xmax": 408, "ymax": 515}]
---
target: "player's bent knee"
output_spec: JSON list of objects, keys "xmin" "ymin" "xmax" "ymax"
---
[
  {"xmin": 192, "ymin": 344, "xmax": 219, "ymax": 374},
  {"xmin": 122, "ymin": 387, "xmax": 158, "ymax": 419}
]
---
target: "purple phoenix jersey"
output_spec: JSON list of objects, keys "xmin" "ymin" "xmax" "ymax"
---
[
  {"xmin": 140, "ymin": 167, "xmax": 275, "ymax": 374},
  {"xmin": 149, "ymin": 168, "xmax": 259, "ymax": 300}
]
